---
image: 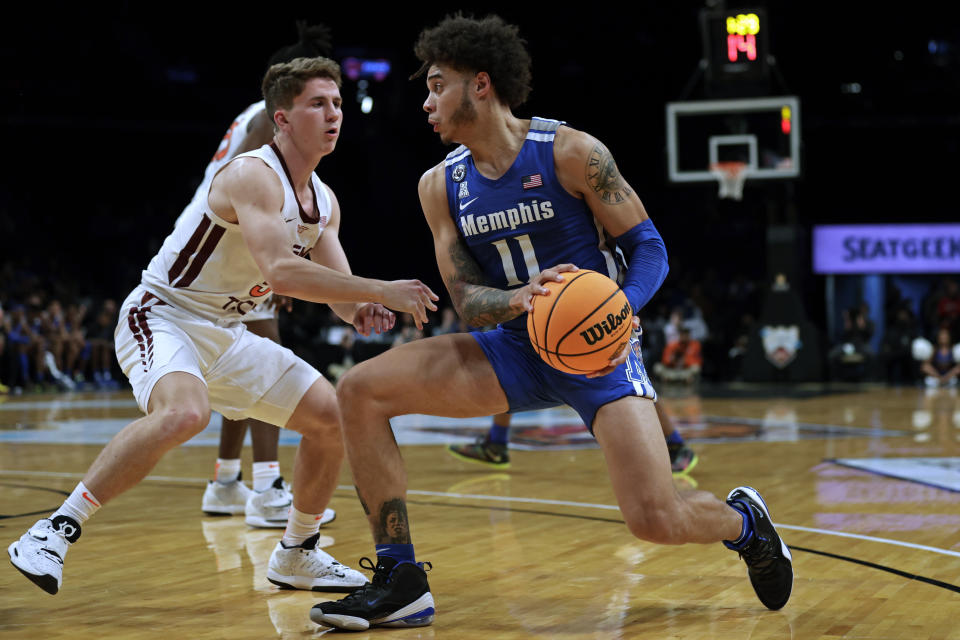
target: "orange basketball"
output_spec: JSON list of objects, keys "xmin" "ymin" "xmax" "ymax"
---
[{"xmin": 527, "ymin": 269, "xmax": 633, "ymax": 375}]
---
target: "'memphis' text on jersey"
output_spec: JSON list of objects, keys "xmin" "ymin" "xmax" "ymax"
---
[{"xmin": 459, "ymin": 200, "xmax": 554, "ymax": 237}]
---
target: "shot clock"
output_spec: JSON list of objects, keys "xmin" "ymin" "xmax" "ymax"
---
[{"xmin": 700, "ymin": 7, "xmax": 771, "ymax": 96}]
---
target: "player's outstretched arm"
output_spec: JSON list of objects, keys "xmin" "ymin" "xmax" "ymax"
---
[
  {"xmin": 418, "ymin": 165, "xmax": 573, "ymax": 327},
  {"xmin": 210, "ymin": 158, "xmax": 437, "ymax": 325}
]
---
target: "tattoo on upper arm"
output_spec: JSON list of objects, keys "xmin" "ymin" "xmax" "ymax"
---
[
  {"xmin": 446, "ymin": 236, "xmax": 517, "ymax": 326},
  {"xmin": 375, "ymin": 498, "xmax": 411, "ymax": 544},
  {"xmin": 586, "ymin": 142, "xmax": 633, "ymax": 205}
]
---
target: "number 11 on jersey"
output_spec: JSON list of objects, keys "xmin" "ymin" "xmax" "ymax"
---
[{"xmin": 492, "ymin": 234, "xmax": 541, "ymax": 286}]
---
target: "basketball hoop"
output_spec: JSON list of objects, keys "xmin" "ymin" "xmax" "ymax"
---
[{"xmin": 709, "ymin": 161, "xmax": 748, "ymax": 201}]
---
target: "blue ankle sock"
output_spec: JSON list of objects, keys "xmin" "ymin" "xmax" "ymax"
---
[
  {"xmin": 488, "ymin": 424, "xmax": 509, "ymax": 445},
  {"xmin": 666, "ymin": 431, "xmax": 684, "ymax": 446},
  {"xmin": 725, "ymin": 503, "xmax": 754, "ymax": 548},
  {"xmin": 376, "ymin": 543, "xmax": 416, "ymax": 565}
]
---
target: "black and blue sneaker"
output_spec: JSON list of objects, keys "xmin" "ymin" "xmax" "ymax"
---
[
  {"xmin": 310, "ymin": 556, "xmax": 435, "ymax": 631},
  {"xmin": 723, "ymin": 486, "xmax": 793, "ymax": 610}
]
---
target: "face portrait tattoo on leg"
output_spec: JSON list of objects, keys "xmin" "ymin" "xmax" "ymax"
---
[{"xmin": 376, "ymin": 498, "xmax": 411, "ymax": 544}]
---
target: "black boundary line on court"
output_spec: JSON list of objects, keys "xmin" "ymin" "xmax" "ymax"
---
[
  {"xmin": 406, "ymin": 498, "xmax": 960, "ymax": 594},
  {"xmin": 0, "ymin": 482, "xmax": 70, "ymax": 522},
  {"xmin": 788, "ymin": 545, "xmax": 960, "ymax": 594},
  {"xmin": 4, "ymin": 483, "xmax": 956, "ymax": 594},
  {"xmin": 827, "ymin": 458, "xmax": 960, "ymax": 494}
]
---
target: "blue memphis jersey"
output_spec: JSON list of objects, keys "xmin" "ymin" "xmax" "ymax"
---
[{"xmin": 444, "ymin": 117, "xmax": 623, "ymax": 333}]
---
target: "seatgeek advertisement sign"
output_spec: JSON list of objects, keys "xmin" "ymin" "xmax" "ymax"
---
[{"xmin": 813, "ymin": 224, "xmax": 960, "ymax": 274}]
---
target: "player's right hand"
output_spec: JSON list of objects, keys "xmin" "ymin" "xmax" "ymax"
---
[
  {"xmin": 382, "ymin": 280, "xmax": 439, "ymax": 329},
  {"xmin": 509, "ymin": 263, "xmax": 579, "ymax": 314}
]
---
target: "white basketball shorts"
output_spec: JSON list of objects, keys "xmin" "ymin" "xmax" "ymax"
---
[{"xmin": 115, "ymin": 287, "xmax": 320, "ymax": 426}]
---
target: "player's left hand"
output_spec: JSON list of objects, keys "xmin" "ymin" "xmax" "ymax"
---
[
  {"xmin": 352, "ymin": 303, "xmax": 396, "ymax": 337},
  {"xmin": 585, "ymin": 316, "xmax": 640, "ymax": 378}
]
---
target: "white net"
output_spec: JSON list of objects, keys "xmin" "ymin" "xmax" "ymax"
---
[{"xmin": 710, "ymin": 162, "xmax": 748, "ymax": 200}]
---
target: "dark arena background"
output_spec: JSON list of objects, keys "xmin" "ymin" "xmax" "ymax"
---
[
  {"xmin": 2, "ymin": 4, "xmax": 960, "ymax": 639},
  {"xmin": 3, "ymin": 3, "xmax": 957, "ymax": 350}
]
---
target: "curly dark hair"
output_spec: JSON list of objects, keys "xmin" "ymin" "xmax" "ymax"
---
[
  {"xmin": 267, "ymin": 21, "xmax": 334, "ymax": 68},
  {"xmin": 413, "ymin": 13, "xmax": 532, "ymax": 108}
]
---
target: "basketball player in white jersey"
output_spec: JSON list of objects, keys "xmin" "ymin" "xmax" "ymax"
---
[
  {"xmin": 8, "ymin": 56, "xmax": 439, "ymax": 596},
  {"xmin": 191, "ymin": 99, "xmax": 317, "ymax": 527},
  {"xmin": 196, "ymin": 21, "xmax": 338, "ymax": 529}
]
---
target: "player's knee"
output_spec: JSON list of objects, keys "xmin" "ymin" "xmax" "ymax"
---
[
  {"xmin": 287, "ymin": 383, "xmax": 342, "ymax": 442},
  {"xmin": 623, "ymin": 503, "xmax": 684, "ymax": 545},
  {"xmin": 336, "ymin": 365, "xmax": 378, "ymax": 414},
  {"xmin": 297, "ymin": 403, "xmax": 342, "ymax": 443},
  {"xmin": 153, "ymin": 403, "xmax": 210, "ymax": 446}
]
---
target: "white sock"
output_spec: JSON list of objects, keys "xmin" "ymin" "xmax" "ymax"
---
[
  {"xmin": 215, "ymin": 458, "xmax": 241, "ymax": 483},
  {"xmin": 253, "ymin": 461, "xmax": 281, "ymax": 492},
  {"xmin": 281, "ymin": 507, "xmax": 320, "ymax": 547},
  {"xmin": 53, "ymin": 482, "xmax": 101, "ymax": 525}
]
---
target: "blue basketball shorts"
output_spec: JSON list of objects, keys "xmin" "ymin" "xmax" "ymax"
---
[{"xmin": 471, "ymin": 326, "xmax": 657, "ymax": 433}]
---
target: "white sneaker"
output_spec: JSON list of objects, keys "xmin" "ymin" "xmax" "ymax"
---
[
  {"xmin": 246, "ymin": 477, "xmax": 293, "ymax": 528},
  {"xmin": 202, "ymin": 479, "xmax": 253, "ymax": 516},
  {"xmin": 319, "ymin": 508, "xmax": 336, "ymax": 526},
  {"xmin": 266, "ymin": 533, "xmax": 368, "ymax": 592},
  {"xmin": 8, "ymin": 516, "xmax": 81, "ymax": 595},
  {"xmin": 245, "ymin": 477, "xmax": 337, "ymax": 528}
]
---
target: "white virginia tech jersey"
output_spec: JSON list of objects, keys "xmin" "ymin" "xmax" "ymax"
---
[{"xmin": 141, "ymin": 142, "xmax": 330, "ymax": 322}]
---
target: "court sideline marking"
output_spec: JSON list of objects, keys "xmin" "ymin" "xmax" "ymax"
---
[{"xmin": 1, "ymin": 469, "xmax": 958, "ymax": 560}]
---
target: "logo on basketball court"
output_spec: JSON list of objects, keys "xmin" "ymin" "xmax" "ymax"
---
[{"xmin": 761, "ymin": 325, "xmax": 801, "ymax": 369}]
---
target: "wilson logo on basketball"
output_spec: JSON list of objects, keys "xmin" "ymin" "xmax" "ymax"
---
[
  {"xmin": 579, "ymin": 302, "xmax": 631, "ymax": 346},
  {"xmin": 249, "ymin": 284, "xmax": 272, "ymax": 297}
]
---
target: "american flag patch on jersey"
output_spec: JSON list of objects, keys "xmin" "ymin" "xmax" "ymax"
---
[{"xmin": 522, "ymin": 173, "xmax": 543, "ymax": 189}]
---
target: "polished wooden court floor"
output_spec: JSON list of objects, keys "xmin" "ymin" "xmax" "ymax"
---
[{"xmin": 2, "ymin": 385, "xmax": 959, "ymax": 639}]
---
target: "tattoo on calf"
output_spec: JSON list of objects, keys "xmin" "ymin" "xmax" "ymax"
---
[
  {"xmin": 447, "ymin": 236, "xmax": 516, "ymax": 326},
  {"xmin": 586, "ymin": 142, "xmax": 633, "ymax": 205},
  {"xmin": 376, "ymin": 498, "xmax": 411, "ymax": 544}
]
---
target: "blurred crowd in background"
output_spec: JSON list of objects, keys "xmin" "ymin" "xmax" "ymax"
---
[{"xmin": 3, "ymin": 256, "xmax": 957, "ymax": 396}]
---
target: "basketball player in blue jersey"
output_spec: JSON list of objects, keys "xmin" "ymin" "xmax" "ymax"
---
[{"xmin": 310, "ymin": 15, "xmax": 792, "ymax": 631}]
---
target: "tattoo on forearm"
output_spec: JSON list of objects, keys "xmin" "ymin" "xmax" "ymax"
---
[
  {"xmin": 586, "ymin": 142, "xmax": 633, "ymax": 204},
  {"xmin": 355, "ymin": 486, "xmax": 370, "ymax": 516},
  {"xmin": 447, "ymin": 236, "xmax": 519, "ymax": 326},
  {"xmin": 375, "ymin": 498, "xmax": 411, "ymax": 544}
]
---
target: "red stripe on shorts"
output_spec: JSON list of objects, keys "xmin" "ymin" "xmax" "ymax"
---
[{"xmin": 127, "ymin": 293, "xmax": 163, "ymax": 373}]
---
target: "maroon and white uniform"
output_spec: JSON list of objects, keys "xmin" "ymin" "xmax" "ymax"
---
[
  {"xmin": 179, "ymin": 100, "xmax": 279, "ymax": 322},
  {"xmin": 115, "ymin": 143, "xmax": 331, "ymax": 425}
]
